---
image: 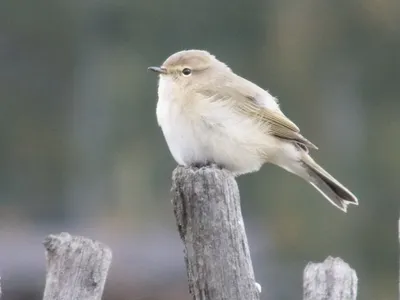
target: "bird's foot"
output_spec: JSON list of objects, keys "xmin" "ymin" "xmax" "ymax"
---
[{"xmin": 189, "ymin": 161, "xmax": 224, "ymax": 170}]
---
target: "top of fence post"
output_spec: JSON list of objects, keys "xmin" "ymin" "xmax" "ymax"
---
[
  {"xmin": 42, "ymin": 232, "xmax": 112, "ymax": 300},
  {"xmin": 303, "ymin": 256, "xmax": 357, "ymax": 300}
]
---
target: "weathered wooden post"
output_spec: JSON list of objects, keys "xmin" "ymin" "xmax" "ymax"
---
[
  {"xmin": 42, "ymin": 232, "xmax": 112, "ymax": 300},
  {"xmin": 303, "ymin": 256, "xmax": 358, "ymax": 300},
  {"xmin": 172, "ymin": 166, "xmax": 260, "ymax": 300}
]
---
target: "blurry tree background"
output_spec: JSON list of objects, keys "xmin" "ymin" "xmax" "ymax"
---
[{"xmin": 0, "ymin": 1, "xmax": 399, "ymax": 299}]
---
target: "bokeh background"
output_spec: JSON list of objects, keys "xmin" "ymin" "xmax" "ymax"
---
[{"xmin": 0, "ymin": 1, "xmax": 399, "ymax": 299}]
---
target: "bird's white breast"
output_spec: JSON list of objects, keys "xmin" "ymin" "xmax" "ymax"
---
[{"xmin": 156, "ymin": 77, "xmax": 283, "ymax": 174}]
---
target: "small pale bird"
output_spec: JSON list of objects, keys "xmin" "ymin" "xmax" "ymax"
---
[{"xmin": 148, "ymin": 50, "xmax": 358, "ymax": 212}]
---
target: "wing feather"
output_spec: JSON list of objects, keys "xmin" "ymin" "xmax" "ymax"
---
[
  {"xmin": 199, "ymin": 82, "xmax": 318, "ymax": 150},
  {"xmin": 236, "ymin": 97, "xmax": 318, "ymax": 150}
]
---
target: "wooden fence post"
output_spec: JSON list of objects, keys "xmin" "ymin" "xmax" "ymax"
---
[
  {"xmin": 303, "ymin": 256, "xmax": 358, "ymax": 300},
  {"xmin": 42, "ymin": 232, "xmax": 112, "ymax": 300},
  {"xmin": 171, "ymin": 166, "xmax": 260, "ymax": 300}
]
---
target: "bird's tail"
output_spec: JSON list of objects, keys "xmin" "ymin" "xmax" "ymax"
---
[{"xmin": 300, "ymin": 153, "xmax": 358, "ymax": 212}]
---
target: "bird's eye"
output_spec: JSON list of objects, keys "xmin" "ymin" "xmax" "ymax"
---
[{"xmin": 182, "ymin": 68, "xmax": 192, "ymax": 76}]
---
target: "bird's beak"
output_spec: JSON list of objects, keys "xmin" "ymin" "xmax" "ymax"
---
[{"xmin": 148, "ymin": 66, "xmax": 167, "ymax": 74}]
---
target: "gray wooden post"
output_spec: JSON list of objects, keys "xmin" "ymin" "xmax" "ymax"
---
[
  {"xmin": 303, "ymin": 256, "xmax": 357, "ymax": 300},
  {"xmin": 172, "ymin": 166, "xmax": 260, "ymax": 300},
  {"xmin": 398, "ymin": 216, "xmax": 400, "ymax": 300},
  {"xmin": 42, "ymin": 232, "xmax": 112, "ymax": 300}
]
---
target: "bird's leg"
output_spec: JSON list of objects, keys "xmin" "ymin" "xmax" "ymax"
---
[
  {"xmin": 189, "ymin": 161, "xmax": 225, "ymax": 170},
  {"xmin": 189, "ymin": 162, "xmax": 207, "ymax": 168},
  {"xmin": 209, "ymin": 162, "xmax": 225, "ymax": 170}
]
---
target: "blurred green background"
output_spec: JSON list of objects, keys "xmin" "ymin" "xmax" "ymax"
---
[{"xmin": 0, "ymin": 1, "xmax": 399, "ymax": 299}]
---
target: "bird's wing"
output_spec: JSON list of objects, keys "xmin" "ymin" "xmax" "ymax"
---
[
  {"xmin": 236, "ymin": 95, "xmax": 318, "ymax": 150},
  {"xmin": 200, "ymin": 83, "xmax": 318, "ymax": 150}
]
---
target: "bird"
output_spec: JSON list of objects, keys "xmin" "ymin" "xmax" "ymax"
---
[{"xmin": 148, "ymin": 49, "xmax": 358, "ymax": 212}]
